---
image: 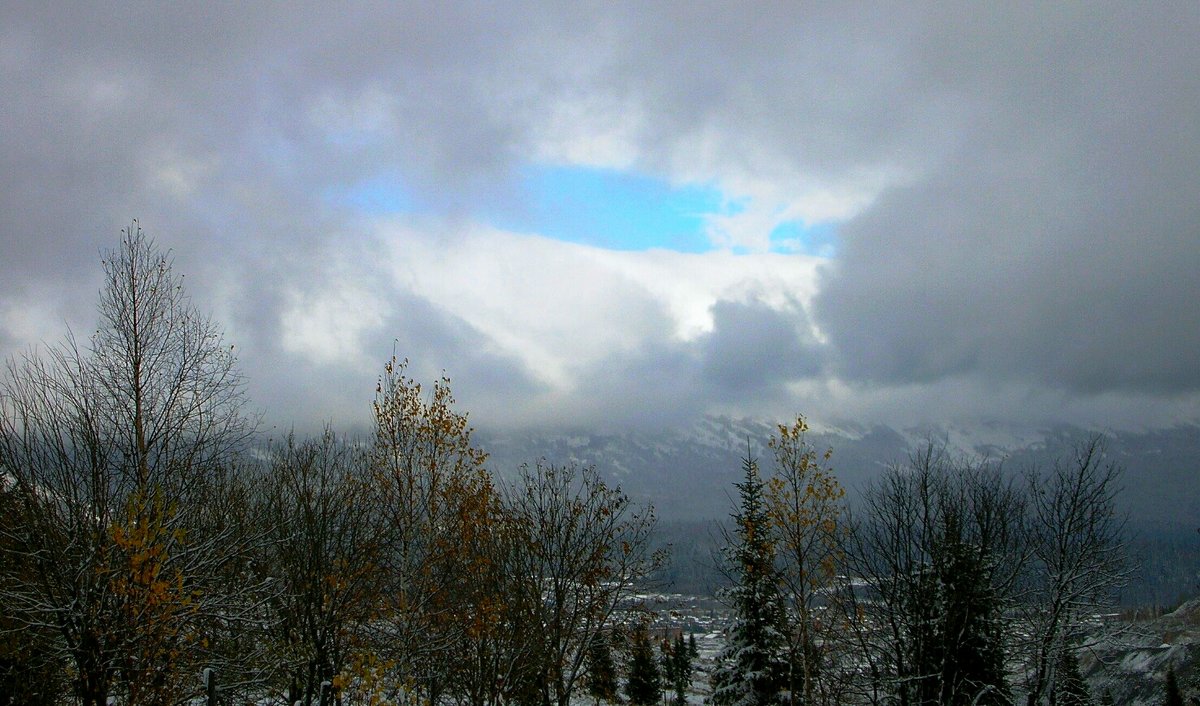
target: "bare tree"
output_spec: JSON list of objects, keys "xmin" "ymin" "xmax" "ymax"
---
[
  {"xmin": 841, "ymin": 445, "xmax": 1026, "ymax": 706},
  {"xmin": 1018, "ymin": 436, "xmax": 1128, "ymax": 706},
  {"xmin": 841, "ymin": 438, "xmax": 1127, "ymax": 706},
  {"xmin": 254, "ymin": 428, "xmax": 385, "ymax": 705},
  {"xmin": 502, "ymin": 461, "xmax": 661, "ymax": 706},
  {"xmin": 0, "ymin": 223, "xmax": 256, "ymax": 705},
  {"xmin": 841, "ymin": 448, "xmax": 939, "ymax": 706}
]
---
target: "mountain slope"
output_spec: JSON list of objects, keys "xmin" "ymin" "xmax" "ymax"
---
[{"xmin": 479, "ymin": 417, "xmax": 1200, "ymax": 525}]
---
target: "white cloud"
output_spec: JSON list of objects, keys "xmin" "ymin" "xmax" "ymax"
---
[
  {"xmin": 670, "ymin": 136, "xmax": 907, "ymax": 253},
  {"xmin": 529, "ymin": 95, "xmax": 906, "ymax": 253},
  {"xmin": 0, "ymin": 294, "xmax": 69, "ymax": 348},
  {"xmin": 278, "ymin": 252, "xmax": 391, "ymax": 370},
  {"xmin": 530, "ymin": 93, "xmax": 645, "ymax": 171},
  {"xmin": 376, "ymin": 217, "xmax": 825, "ymax": 391}
]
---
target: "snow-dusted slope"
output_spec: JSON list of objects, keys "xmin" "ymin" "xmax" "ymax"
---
[{"xmin": 478, "ymin": 416, "xmax": 1200, "ymax": 525}]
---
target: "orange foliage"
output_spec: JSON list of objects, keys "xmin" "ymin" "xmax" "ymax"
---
[{"xmin": 104, "ymin": 486, "xmax": 199, "ymax": 704}]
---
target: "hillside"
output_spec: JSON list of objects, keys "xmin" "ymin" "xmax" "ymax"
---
[
  {"xmin": 479, "ymin": 417, "xmax": 1200, "ymax": 524},
  {"xmin": 479, "ymin": 417, "xmax": 1200, "ymax": 606},
  {"xmin": 1082, "ymin": 598, "xmax": 1200, "ymax": 705}
]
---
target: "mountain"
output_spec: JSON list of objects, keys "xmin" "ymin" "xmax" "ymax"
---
[
  {"xmin": 1084, "ymin": 598, "xmax": 1200, "ymax": 705},
  {"xmin": 478, "ymin": 416, "xmax": 1200, "ymax": 605},
  {"xmin": 479, "ymin": 416, "xmax": 1200, "ymax": 526}
]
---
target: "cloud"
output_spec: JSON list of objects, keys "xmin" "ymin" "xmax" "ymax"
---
[
  {"xmin": 365, "ymin": 219, "xmax": 827, "ymax": 428},
  {"xmin": 497, "ymin": 295, "xmax": 828, "ymax": 433},
  {"xmin": 2, "ymin": 2, "xmax": 1199, "ymax": 436},
  {"xmin": 700, "ymin": 298, "xmax": 825, "ymax": 393},
  {"xmin": 814, "ymin": 4, "xmax": 1200, "ymax": 400}
]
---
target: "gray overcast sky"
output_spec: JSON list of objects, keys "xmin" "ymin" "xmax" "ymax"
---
[{"xmin": 2, "ymin": 2, "xmax": 1198, "ymax": 434}]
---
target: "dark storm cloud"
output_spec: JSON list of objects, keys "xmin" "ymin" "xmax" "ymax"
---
[
  {"xmin": 699, "ymin": 299, "xmax": 825, "ymax": 396},
  {"xmin": 579, "ymin": 3, "xmax": 1200, "ymax": 403},
  {"xmin": 554, "ymin": 297, "xmax": 826, "ymax": 431},
  {"xmin": 814, "ymin": 4, "xmax": 1200, "ymax": 396},
  {"xmin": 601, "ymin": 3, "xmax": 943, "ymax": 176},
  {"xmin": 0, "ymin": 2, "xmax": 549, "ymax": 292}
]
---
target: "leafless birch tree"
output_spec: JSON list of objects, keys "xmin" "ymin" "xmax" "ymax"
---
[{"xmin": 0, "ymin": 223, "xmax": 256, "ymax": 705}]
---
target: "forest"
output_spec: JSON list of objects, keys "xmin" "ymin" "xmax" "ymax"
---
[{"xmin": 0, "ymin": 229, "xmax": 1156, "ymax": 705}]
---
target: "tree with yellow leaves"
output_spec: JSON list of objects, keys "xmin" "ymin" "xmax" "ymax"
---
[
  {"xmin": 367, "ymin": 356, "xmax": 498, "ymax": 705},
  {"xmin": 106, "ymin": 487, "xmax": 197, "ymax": 704},
  {"xmin": 765, "ymin": 416, "xmax": 848, "ymax": 706}
]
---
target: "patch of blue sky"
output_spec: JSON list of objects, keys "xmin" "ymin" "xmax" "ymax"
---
[
  {"xmin": 769, "ymin": 220, "xmax": 839, "ymax": 257},
  {"xmin": 505, "ymin": 165, "xmax": 843, "ymax": 256},
  {"xmin": 497, "ymin": 164, "xmax": 734, "ymax": 253},
  {"xmin": 322, "ymin": 169, "xmax": 417, "ymax": 214},
  {"xmin": 326, "ymin": 163, "xmax": 837, "ymax": 255}
]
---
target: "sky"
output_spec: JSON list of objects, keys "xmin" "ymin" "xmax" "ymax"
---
[{"xmin": 1, "ymin": 2, "xmax": 1199, "ymax": 436}]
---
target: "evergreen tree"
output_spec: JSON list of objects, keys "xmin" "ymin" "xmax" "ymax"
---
[
  {"xmin": 627, "ymin": 623, "xmax": 662, "ymax": 706},
  {"xmin": 928, "ymin": 520, "xmax": 1009, "ymax": 706},
  {"xmin": 662, "ymin": 638, "xmax": 678, "ymax": 705},
  {"xmin": 586, "ymin": 632, "xmax": 620, "ymax": 706},
  {"xmin": 898, "ymin": 478, "xmax": 1010, "ymax": 706},
  {"xmin": 662, "ymin": 633, "xmax": 694, "ymax": 706},
  {"xmin": 1050, "ymin": 648, "xmax": 1092, "ymax": 706},
  {"xmin": 1164, "ymin": 666, "xmax": 1184, "ymax": 706},
  {"xmin": 1099, "ymin": 689, "xmax": 1115, "ymax": 706},
  {"xmin": 710, "ymin": 453, "xmax": 788, "ymax": 706}
]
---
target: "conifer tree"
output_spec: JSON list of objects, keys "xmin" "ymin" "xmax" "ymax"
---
[
  {"xmin": 711, "ymin": 452, "xmax": 788, "ymax": 706},
  {"xmin": 1164, "ymin": 666, "xmax": 1184, "ymax": 706},
  {"xmin": 1050, "ymin": 648, "xmax": 1092, "ymax": 706},
  {"xmin": 925, "ymin": 515, "xmax": 1009, "ymax": 706},
  {"xmin": 586, "ymin": 632, "xmax": 619, "ymax": 706},
  {"xmin": 662, "ymin": 638, "xmax": 679, "ymax": 705},
  {"xmin": 662, "ymin": 633, "xmax": 694, "ymax": 706},
  {"xmin": 627, "ymin": 623, "xmax": 663, "ymax": 706}
]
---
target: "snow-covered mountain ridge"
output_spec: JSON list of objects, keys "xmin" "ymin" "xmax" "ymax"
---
[{"xmin": 477, "ymin": 416, "xmax": 1200, "ymax": 525}]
